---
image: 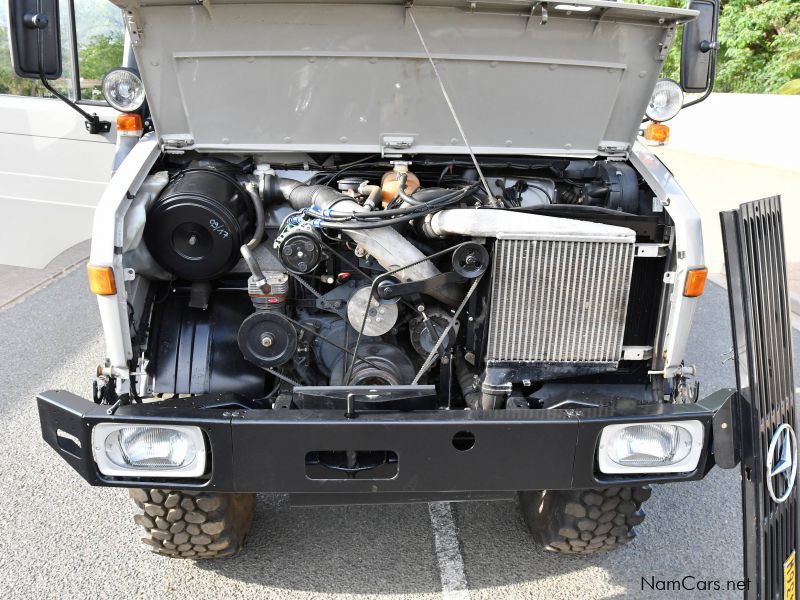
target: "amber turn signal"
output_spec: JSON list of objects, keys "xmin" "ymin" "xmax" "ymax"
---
[
  {"xmin": 644, "ymin": 122, "xmax": 670, "ymax": 143},
  {"xmin": 683, "ymin": 267, "xmax": 707, "ymax": 298},
  {"xmin": 116, "ymin": 113, "xmax": 143, "ymax": 135},
  {"xmin": 87, "ymin": 265, "xmax": 116, "ymax": 295}
]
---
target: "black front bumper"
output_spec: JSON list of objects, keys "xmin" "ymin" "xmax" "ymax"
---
[{"xmin": 37, "ymin": 388, "xmax": 736, "ymax": 498}]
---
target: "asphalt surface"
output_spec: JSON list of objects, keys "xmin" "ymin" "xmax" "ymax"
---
[{"xmin": 1, "ymin": 269, "xmax": 798, "ymax": 600}]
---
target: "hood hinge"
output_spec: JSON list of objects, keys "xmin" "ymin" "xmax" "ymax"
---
[
  {"xmin": 381, "ymin": 134, "xmax": 416, "ymax": 158},
  {"xmin": 161, "ymin": 134, "xmax": 195, "ymax": 154},
  {"xmin": 657, "ymin": 25, "xmax": 677, "ymax": 61},
  {"xmin": 598, "ymin": 141, "xmax": 630, "ymax": 159},
  {"xmin": 124, "ymin": 10, "xmax": 144, "ymax": 46}
]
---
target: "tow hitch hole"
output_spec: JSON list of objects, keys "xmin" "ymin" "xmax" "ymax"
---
[
  {"xmin": 305, "ymin": 450, "xmax": 398, "ymax": 480},
  {"xmin": 452, "ymin": 431, "xmax": 475, "ymax": 452}
]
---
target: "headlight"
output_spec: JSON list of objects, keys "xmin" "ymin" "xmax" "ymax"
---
[
  {"xmin": 92, "ymin": 423, "xmax": 207, "ymax": 478},
  {"xmin": 598, "ymin": 420, "xmax": 704, "ymax": 474},
  {"xmin": 645, "ymin": 78, "xmax": 684, "ymax": 123},
  {"xmin": 101, "ymin": 68, "xmax": 146, "ymax": 113}
]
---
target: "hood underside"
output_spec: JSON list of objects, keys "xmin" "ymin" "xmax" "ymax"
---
[{"xmin": 113, "ymin": 0, "xmax": 696, "ymax": 157}]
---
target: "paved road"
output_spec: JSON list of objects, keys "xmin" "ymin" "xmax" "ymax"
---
[{"xmin": 0, "ymin": 269, "xmax": 798, "ymax": 600}]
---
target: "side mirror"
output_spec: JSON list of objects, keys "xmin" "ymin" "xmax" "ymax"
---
[
  {"xmin": 8, "ymin": 0, "xmax": 63, "ymax": 80},
  {"xmin": 680, "ymin": 0, "xmax": 720, "ymax": 93}
]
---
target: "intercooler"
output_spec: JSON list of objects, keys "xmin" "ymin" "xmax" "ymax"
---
[{"xmin": 486, "ymin": 237, "xmax": 636, "ymax": 375}]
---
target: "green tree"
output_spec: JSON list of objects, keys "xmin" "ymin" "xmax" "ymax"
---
[
  {"xmin": 79, "ymin": 31, "xmax": 123, "ymax": 81},
  {"xmin": 630, "ymin": 0, "xmax": 800, "ymax": 94},
  {"xmin": 0, "ymin": 24, "xmax": 71, "ymax": 97},
  {"xmin": 715, "ymin": 0, "xmax": 800, "ymax": 93}
]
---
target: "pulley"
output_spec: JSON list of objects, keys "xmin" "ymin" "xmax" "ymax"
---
[
  {"xmin": 451, "ymin": 242, "xmax": 489, "ymax": 279},
  {"xmin": 237, "ymin": 312, "xmax": 297, "ymax": 368}
]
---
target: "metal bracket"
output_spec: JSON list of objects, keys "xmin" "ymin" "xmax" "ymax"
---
[
  {"xmin": 663, "ymin": 271, "xmax": 677, "ymax": 284},
  {"xmin": 657, "ymin": 25, "xmax": 676, "ymax": 61},
  {"xmin": 161, "ymin": 134, "xmax": 195, "ymax": 153},
  {"xmin": 125, "ymin": 11, "xmax": 143, "ymax": 46},
  {"xmin": 597, "ymin": 141, "xmax": 630, "ymax": 157},
  {"xmin": 634, "ymin": 243, "xmax": 669, "ymax": 258},
  {"xmin": 621, "ymin": 346, "xmax": 654, "ymax": 361},
  {"xmin": 381, "ymin": 134, "xmax": 416, "ymax": 157},
  {"xmin": 379, "ymin": 271, "xmax": 465, "ymax": 300},
  {"xmin": 527, "ymin": 1, "xmax": 548, "ymax": 29}
]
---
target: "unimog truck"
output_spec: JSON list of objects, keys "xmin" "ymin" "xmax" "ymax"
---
[{"xmin": 11, "ymin": 0, "xmax": 747, "ymax": 559}]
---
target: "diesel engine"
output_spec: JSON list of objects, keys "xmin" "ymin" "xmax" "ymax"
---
[{"xmin": 127, "ymin": 154, "xmax": 671, "ymax": 411}]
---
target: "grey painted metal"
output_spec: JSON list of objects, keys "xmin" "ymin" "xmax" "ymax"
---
[
  {"xmin": 488, "ymin": 238, "xmax": 634, "ymax": 363},
  {"xmin": 109, "ymin": 0, "xmax": 697, "ymax": 157},
  {"xmin": 721, "ymin": 197, "xmax": 798, "ymax": 600}
]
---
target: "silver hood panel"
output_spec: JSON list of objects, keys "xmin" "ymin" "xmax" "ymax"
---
[{"xmin": 115, "ymin": 0, "xmax": 696, "ymax": 157}]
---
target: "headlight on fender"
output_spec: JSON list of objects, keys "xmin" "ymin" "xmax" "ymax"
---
[
  {"xmin": 645, "ymin": 78, "xmax": 684, "ymax": 123},
  {"xmin": 101, "ymin": 67, "xmax": 146, "ymax": 113},
  {"xmin": 92, "ymin": 423, "xmax": 207, "ymax": 478},
  {"xmin": 597, "ymin": 420, "xmax": 704, "ymax": 474}
]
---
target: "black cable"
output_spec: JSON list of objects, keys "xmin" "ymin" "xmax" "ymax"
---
[{"xmin": 305, "ymin": 185, "xmax": 478, "ymax": 227}]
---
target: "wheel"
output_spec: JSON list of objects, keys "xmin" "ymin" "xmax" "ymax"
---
[
  {"xmin": 129, "ymin": 488, "xmax": 256, "ymax": 559},
  {"xmin": 518, "ymin": 486, "xmax": 652, "ymax": 555}
]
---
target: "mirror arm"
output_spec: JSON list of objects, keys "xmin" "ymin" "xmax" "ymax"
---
[
  {"xmin": 36, "ymin": 73, "xmax": 112, "ymax": 134},
  {"xmin": 34, "ymin": 15, "xmax": 111, "ymax": 135}
]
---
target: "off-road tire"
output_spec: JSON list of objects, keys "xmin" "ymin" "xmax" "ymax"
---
[
  {"xmin": 518, "ymin": 486, "xmax": 651, "ymax": 555},
  {"xmin": 130, "ymin": 488, "xmax": 256, "ymax": 559}
]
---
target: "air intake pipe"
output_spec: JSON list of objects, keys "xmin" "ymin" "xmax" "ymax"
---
[
  {"xmin": 422, "ymin": 208, "xmax": 636, "ymax": 243},
  {"xmin": 276, "ymin": 179, "xmax": 462, "ymax": 306}
]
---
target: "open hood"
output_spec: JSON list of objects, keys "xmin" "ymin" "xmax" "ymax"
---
[{"xmin": 113, "ymin": 0, "xmax": 696, "ymax": 158}]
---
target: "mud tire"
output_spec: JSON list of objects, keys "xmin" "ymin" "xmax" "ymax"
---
[
  {"xmin": 518, "ymin": 486, "xmax": 652, "ymax": 555},
  {"xmin": 130, "ymin": 488, "xmax": 256, "ymax": 559}
]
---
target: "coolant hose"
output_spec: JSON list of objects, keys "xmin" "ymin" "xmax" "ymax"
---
[
  {"xmin": 455, "ymin": 355, "xmax": 481, "ymax": 410},
  {"xmin": 360, "ymin": 184, "xmax": 381, "ymax": 211}
]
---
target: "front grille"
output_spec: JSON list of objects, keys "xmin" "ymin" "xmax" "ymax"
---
[
  {"xmin": 487, "ymin": 238, "xmax": 635, "ymax": 364},
  {"xmin": 723, "ymin": 196, "xmax": 797, "ymax": 600}
]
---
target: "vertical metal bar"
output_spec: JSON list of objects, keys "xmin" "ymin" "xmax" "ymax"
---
[{"xmin": 67, "ymin": 0, "xmax": 80, "ymax": 101}]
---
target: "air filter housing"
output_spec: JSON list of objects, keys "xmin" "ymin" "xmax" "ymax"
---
[{"xmin": 144, "ymin": 168, "xmax": 255, "ymax": 280}]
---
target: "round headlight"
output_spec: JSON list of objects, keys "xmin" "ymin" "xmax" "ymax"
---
[
  {"xmin": 645, "ymin": 78, "xmax": 684, "ymax": 123},
  {"xmin": 101, "ymin": 68, "xmax": 145, "ymax": 112}
]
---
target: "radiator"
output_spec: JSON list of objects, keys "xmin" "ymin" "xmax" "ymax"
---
[{"xmin": 487, "ymin": 238, "xmax": 635, "ymax": 365}]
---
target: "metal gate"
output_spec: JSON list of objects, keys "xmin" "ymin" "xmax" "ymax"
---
[{"xmin": 722, "ymin": 196, "xmax": 798, "ymax": 600}]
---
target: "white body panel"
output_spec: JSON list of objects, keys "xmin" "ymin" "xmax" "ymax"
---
[
  {"xmin": 90, "ymin": 133, "xmax": 161, "ymax": 375},
  {"xmin": 631, "ymin": 142, "xmax": 705, "ymax": 378},
  {"xmin": 0, "ymin": 95, "xmax": 119, "ymax": 267}
]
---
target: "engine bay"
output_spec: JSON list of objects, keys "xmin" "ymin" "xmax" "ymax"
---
[{"xmin": 123, "ymin": 153, "xmax": 675, "ymax": 411}]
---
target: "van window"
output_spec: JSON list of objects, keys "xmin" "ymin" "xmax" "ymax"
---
[
  {"xmin": 74, "ymin": 0, "xmax": 124, "ymax": 100},
  {"xmin": 0, "ymin": 0, "xmax": 123, "ymax": 101}
]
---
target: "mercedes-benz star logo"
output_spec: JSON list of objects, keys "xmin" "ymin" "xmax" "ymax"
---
[{"xmin": 767, "ymin": 423, "xmax": 798, "ymax": 504}]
